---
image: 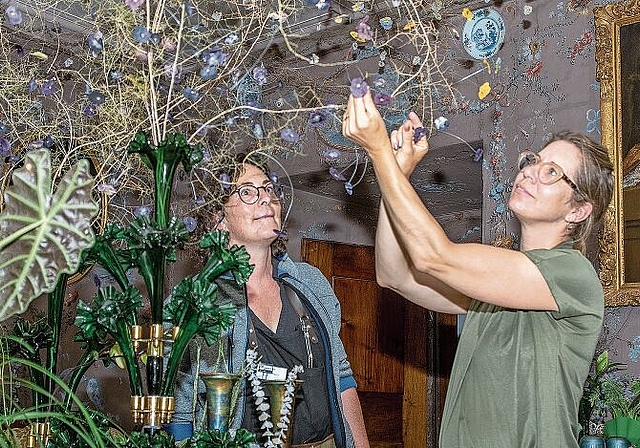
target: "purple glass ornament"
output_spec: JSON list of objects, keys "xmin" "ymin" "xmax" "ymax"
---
[
  {"xmin": 182, "ymin": 217, "xmax": 197, "ymax": 233},
  {"xmin": 309, "ymin": 110, "xmax": 326, "ymax": 125},
  {"xmin": 344, "ymin": 181, "xmax": 354, "ymax": 195},
  {"xmin": 87, "ymin": 90, "xmax": 106, "ymax": 105},
  {"xmin": 183, "ymin": 88, "xmax": 199, "ymax": 101},
  {"xmin": 149, "ymin": 33, "xmax": 161, "ymax": 46},
  {"xmin": 132, "ymin": 26, "xmax": 151, "ymax": 43},
  {"xmin": 199, "ymin": 65, "xmax": 217, "ymax": 80},
  {"xmin": 252, "ymin": 66, "xmax": 268, "ymax": 86},
  {"xmin": 224, "ymin": 34, "xmax": 238, "ymax": 45},
  {"xmin": 322, "ymin": 148, "xmax": 342, "ymax": 161},
  {"xmin": 0, "ymin": 138, "xmax": 11, "ymax": 157},
  {"xmin": 218, "ymin": 172, "xmax": 231, "ymax": 190},
  {"xmin": 252, "ymin": 123, "xmax": 264, "ymax": 139},
  {"xmin": 316, "ymin": 0, "xmax": 330, "ymax": 11},
  {"xmin": 5, "ymin": 5, "xmax": 23, "ymax": 26},
  {"xmin": 41, "ymin": 79, "xmax": 57, "ymax": 95},
  {"xmin": 373, "ymin": 92, "xmax": 393, "ymax": 106},
  {"xmin": 184, "ymin": 0, "xmax": 194, "ymax": 15},
  {"xmin": 280, "ymin": 128, "xmax": 300, "ymax": 143},
  {"xmin": 412, "ymin": 127, "xmax": 428, "ymax": 143},
  {"xmin": 43, "ymin": 135, "xmax": 54, "ymax": 148},
  {"xmin": 87, "ymin": 31, "xmax": 103, "ymax": 56},
  {"xmin": 134, "ymin": 205, "xmax": 153, "ymax": 217},
  {"xmin": 329, "ymin": 167, "xmax": 347, "ymax": 182},
  {"xmin": 202, "ymin": 48, "xmax": 228, "ymax": 66},
  {"xmin": 349, "ymin": 77, "xmax": 368, "ymax": 98},
  {"xmin": 82, "ymin": 103, "xmax": 98, "ymax": 118},
  {"xmin": 356, "ymin": 15, "xmax": 373, "ymax": 41},
  {"xmin": 97, "ymin": 183, "xmax": 117, "ymax": 195},
  {"xmin": 124, "ymin": 0, "xmax": 145, "ymax": 11}
]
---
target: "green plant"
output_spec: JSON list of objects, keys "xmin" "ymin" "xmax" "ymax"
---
[
  {"xmin": 579, "ymin": 351, "xmax": 626, "ymax": 438},
  {"xmin": 0, "ymin": 136, "xmax": 254, "ymax": 445},
  {"xmin": 1, "ymin": 337, "xmax": 123, "ymax": 448},
  {"xmin": 74, "ymin": 132, "xmax": 254, "ymax": 403},
  {"xmin": 579, "ymin": 351, "xmax": 640, "ymax": 445},
  {"xmin": 0, "ymin": 148, "xmax": 98, "ymax": 322},
  {"xmin": 0, "ymin": 147, "xmax": 103, "ymax": 447},
  {"xmin": 601, "ymin": 376, "xmax": 640, "ymax": 420},
  {"xmin": 180, "ymin": 428, "xmax": 256, "ymax": 448}
]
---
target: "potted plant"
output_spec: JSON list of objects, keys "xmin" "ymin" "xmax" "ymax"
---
[
  {"xmin": 600, "ymin": 373, "xmax": 640, "ymax": 446},
  {"xmin": 0, "ymin": 148, "xmax": 122, "ymax": 447},
  {"xmin": 579, "ymin": 350, "xmax": 626, "ymax": 442},
  {"xmin": 579, "ymin": 350, "xmax": 640, "ymax": 447},
  {"xmin": 0, "ymin": 141, "xmax": 258, "ymax": 447}
]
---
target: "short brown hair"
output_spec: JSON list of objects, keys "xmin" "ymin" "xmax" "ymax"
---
[{"xmin": 194, "ymin": 152, "xmax": 286, "ymax": 256}]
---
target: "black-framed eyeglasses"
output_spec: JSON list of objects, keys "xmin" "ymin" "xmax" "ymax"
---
[
  {"xmin": 517, "ymin": 150, "xmax": 582, "ymax": 196},
  {"xmin": 230, "ymin": 183, "xmax": 282, "ymax": 205}
]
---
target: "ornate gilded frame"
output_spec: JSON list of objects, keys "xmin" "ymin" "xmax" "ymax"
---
[{"xmin": 596, "ymin": 0, "xmax": 640, "ymax": 305}]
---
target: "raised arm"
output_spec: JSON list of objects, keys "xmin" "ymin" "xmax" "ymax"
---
[
  {"xmin": 343, "ymin": 90, "xmax": 557, "ymax": 312},
  {"xmin": 374, "ymin": 114, "xmax": 470, "ymax": 313},
  {"xmin": 376, "ymin": 199, "xmax": 470, "ymax": 314}
]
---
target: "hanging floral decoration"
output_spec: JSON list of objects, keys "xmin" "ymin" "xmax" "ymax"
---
[{"xmin": 245, "ymin": 349, "xmax": 304, "ymax": 447}]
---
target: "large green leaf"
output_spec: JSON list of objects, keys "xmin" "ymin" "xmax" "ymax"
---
[{"xmin": 0, "ymin": 149, "xmax": 99, "ymax": 321}]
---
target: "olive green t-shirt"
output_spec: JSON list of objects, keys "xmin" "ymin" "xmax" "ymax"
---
[{"xmin": 439, "ymin": 242, "xmax": 604, "ymax": 448}]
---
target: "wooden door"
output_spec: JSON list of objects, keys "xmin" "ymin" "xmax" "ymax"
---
[{"xmin": 301, "ymin": 239, "xmax": 457, "ymax": 448}]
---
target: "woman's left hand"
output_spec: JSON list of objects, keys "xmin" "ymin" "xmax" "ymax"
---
[{"xmin": 391, "ymin": 112, "xmax": 429, "ymax": 177}]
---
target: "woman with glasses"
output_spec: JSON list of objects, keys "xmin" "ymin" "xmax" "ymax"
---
[
  {"xmin": 175, "ymin": 155, "xmax": 369, "ymax": 448},
  {"xmin": 342, "ymin": 89, "xmax": 613, "ymax": 447}
]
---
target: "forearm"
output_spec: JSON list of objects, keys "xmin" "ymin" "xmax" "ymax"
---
[
  {"xmin": 341, "ymin": 387, "xmax": 369, "ymax": 448},
  {"xmin": 375, "ymin": 200, "xmax": 412, "ymax": 289},
  {"xmin": 370, "ymin": 149, "xmax": 451, "ymax": 274},
  {"xmin": 378, "ymin": 199, "xmax": 470, "ymax": 313}
]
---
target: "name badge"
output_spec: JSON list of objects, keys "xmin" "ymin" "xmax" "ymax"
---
[{"xmin": 255, "ymin": 363, "xmax": 288, "ymax": 381}]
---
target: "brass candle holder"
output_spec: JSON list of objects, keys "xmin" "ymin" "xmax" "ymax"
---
[
  {"xmin": 128, "ymin": 324, "xmax": 180, "ymax": 429},
  {"xmin": 129, "ymin": 324, "xmax": 180, "ymax": 356},
  {"xmin": 130, "ymin": 395, "xmax": 175, "ymax": 429}
]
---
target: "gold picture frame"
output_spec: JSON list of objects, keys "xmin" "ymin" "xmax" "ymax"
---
[{"xmin": 596, "ymin": 0, "xmax": 640, "ymax": 305}]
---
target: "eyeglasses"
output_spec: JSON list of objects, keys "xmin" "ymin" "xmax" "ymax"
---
[
  {"xmin": 517, "ymin": 150, "xmax": 582, "ymax": 196},
  {"xmin": 230, "ymin": 183, "xmax": 282, "ymax": 205}
]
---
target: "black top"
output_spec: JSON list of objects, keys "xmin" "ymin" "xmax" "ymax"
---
[{"xmin": 242, "ymin": 284, "xmax": 332, "ymax": 444}]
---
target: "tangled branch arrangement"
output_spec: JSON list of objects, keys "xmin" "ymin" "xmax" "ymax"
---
[{"xmin": 0, "ymin": 0, "xmax": 480, "ymax": 223}]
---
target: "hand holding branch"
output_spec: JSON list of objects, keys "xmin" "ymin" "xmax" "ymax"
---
[{"xmin": 342, "ymin": 89, "xmax": 429, "ymax": 177}]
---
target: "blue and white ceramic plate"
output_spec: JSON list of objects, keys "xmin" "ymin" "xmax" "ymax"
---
[{"xmin": 462, "ymin": 8, "xmax": 505, "ymax": 60}]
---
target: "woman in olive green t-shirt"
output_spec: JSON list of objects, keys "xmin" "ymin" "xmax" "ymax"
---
[{"xmin": 342, "ymin": 90, "xmax": 614, "ymax": 447}]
